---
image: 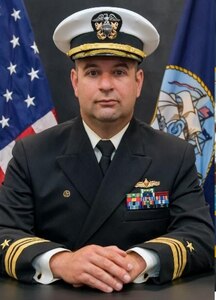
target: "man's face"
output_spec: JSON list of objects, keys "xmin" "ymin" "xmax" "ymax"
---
[{"xmin": 71, "ymin": 57, "xmax": 144, "ymax": 128}]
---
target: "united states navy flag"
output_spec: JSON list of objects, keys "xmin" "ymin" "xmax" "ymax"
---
[
  {"xmin": 0, "ymin": 0, "xmax": 57, "ymax": 184},
  {"xmin": 152, "ymin": 0, "xmax": 215, "ymax": 217}
]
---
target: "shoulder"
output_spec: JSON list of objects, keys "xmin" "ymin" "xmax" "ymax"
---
[{"xmin": 13, "ymin": 117, "xmax": 81, "ymax": 155}]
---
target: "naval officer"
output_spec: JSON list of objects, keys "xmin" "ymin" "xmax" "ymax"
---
[{"xmin": 0, "ymin": 6, "xmax": 213, "ymax": 293}]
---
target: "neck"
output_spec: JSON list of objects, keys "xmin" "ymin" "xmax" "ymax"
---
[{"xmin": 83, "ymin": 118, "xmax": 131, "ymax": 139}]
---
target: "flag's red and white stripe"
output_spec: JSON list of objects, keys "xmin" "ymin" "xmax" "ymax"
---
[{"xmin": 0, "ymin": 111, "xmax": 57, "ymax": 185}]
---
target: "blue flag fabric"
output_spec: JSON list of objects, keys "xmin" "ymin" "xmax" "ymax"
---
[
  {"xmin": 0, "ymin": 0, "xmax": 57, "ymax": 184},
  {"xmin": 152, "ymin": 0, "xmax": 215, "ymax": 218}
]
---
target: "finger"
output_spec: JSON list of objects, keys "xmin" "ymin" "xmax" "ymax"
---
[
  {"xmin": 106, "ymin": 246, "xmax": 127, "ymax": 256},
  {"xmin": 98, "ymin": 247, "xmax": 133, "ymax": 273},
  {"xmin": 90, "ymin": 253, "xmax": 131, "ymax": 284},
  {"xmin": 81, "ymin": 266, "xmax": 123, "ymax": 293}
]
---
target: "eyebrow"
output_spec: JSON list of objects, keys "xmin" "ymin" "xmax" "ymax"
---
[{"xmin": 83, "ymin": 63, "xmax": 99, "ymax": 70}]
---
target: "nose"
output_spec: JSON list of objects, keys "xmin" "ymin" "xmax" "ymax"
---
[{"xmin": 99, "ymin": 73, "xmax": 113, "ymax": 92}]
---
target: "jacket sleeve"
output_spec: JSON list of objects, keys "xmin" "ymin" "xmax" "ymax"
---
[
  {"xmin": 0, "ymin": 140, "xmax": 66, "ymax": 283},
  {"xmin": 140, "ymin": 143, "xmax": 214, "ymax": 283}
]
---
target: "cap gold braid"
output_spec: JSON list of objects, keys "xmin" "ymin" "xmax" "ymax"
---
[{"xmin": 67, "ymin": 42, "xmax": 146, "ymax": 59}]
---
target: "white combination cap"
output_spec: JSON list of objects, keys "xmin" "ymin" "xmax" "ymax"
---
[{"xmin": 53, "ymin": 6, "xmax": 160, "ymax": 62}]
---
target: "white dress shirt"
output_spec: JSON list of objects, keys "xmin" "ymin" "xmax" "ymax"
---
[{"xmin": 32, "ymin": 121, "xmax": 160, "ymax": 284}]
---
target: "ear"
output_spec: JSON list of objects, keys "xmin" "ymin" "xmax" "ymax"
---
[
  {"xmin": 70, "ymin": 68, "xmax": 79, "ymax": 98},
  {"xmin": 136, "ymin": 69, "xmax": 144, "ymax": 98}
]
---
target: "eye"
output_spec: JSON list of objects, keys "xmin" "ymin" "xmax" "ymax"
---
[
  {"xmin": 85, "ymin": 69, "xmax": 99, "ymax": 77},
  {"xmin": 113, "ymin": 69, "xmax": 127, "ymax": 76}
]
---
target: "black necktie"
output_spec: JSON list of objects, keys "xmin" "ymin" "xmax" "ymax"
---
[{"xmin": 97, "ymin": 140, "xmax": 115, "ymax": 175}]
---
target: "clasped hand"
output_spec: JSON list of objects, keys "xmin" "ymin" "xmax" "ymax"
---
[{"xmin": 50, "ymin": 244, "xmax": 146, "ymax": 293}]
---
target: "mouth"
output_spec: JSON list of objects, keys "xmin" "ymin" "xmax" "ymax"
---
[{"xmin": 96, "ymin": 99, "xmax": 119, "ymax": 106}]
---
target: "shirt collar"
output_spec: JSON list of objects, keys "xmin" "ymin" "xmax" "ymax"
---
[{"xmin": 82, "ymin": 120, "xmax": 129, "ymax": 150}]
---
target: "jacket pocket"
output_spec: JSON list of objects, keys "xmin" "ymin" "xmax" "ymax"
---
[{"xmin": 124, "ymin": 208, "xmax": 170, "ymax": 221}]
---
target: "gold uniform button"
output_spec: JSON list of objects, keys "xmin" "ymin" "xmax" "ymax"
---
[{"xmin": 63, "ymin": 190, "xmax": 71, "ymax": 198}]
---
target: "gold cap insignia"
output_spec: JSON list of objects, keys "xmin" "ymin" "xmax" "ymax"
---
[
  {"xmin": 91, "ymin": 11, "xmax": 122, "ymax": 40},
  {"xmin": 135, "ymin": 178, "xmax": 160, "ymax": 188}
]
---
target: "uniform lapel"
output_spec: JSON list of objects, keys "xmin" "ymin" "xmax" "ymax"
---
[
  {"xmin": 56, "ymin": 118, "xmax": 103, "ymax": 206},
  {"xmin": 76, "ymin": 119, "xmax": 152, "ymax": 247}
]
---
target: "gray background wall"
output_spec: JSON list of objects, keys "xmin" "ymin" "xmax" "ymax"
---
[{"xmin": 24, "ymin": 0, "xmax": 185, "ymax": 124}]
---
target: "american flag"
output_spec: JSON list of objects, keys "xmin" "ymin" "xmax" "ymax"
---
[{"xmin": 0, "ymin": 0, "xmax": 57, "ymax": 184}]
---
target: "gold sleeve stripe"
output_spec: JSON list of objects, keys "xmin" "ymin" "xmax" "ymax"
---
[
  {"xmin": 158, "ymin": 237, "xmax": 187, "ymax": 277},
  {"xmin": 146, "ymin": 237, "xmax": 187, "ymax": 280},
  {"xmin": 5, "ymin": 237, "xmax": 49, "ymax": 279},
  {"xmin": 5, "ymin": 237, "xmax": 36, "ymax": 277},
  {"xmin": 10, "ymin": 240, "xmax": 49, "ymax": 279},
  {"xmin": 146, "ymin": 239, "xmax": 179, "ymax": 279}
]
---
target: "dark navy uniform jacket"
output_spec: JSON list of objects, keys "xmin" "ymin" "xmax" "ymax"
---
[{"xmin": 0, "ymin": 117, "xmax": 213, "ymax": 283}]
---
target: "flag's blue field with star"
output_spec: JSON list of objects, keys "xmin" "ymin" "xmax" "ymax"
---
[{"xmin": 0, "ymin": 0, "xmax": 57, "ymax": 184}]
